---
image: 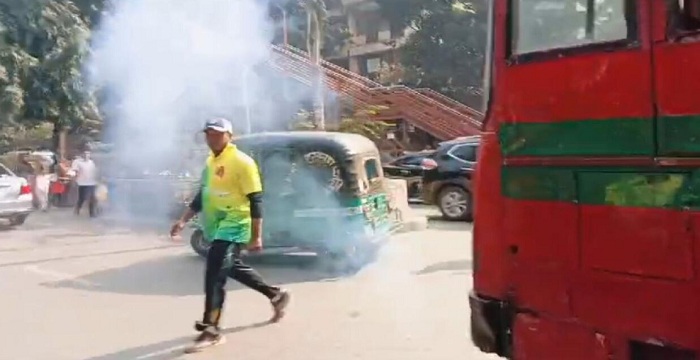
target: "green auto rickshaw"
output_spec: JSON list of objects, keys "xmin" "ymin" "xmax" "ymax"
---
[{"xmin": 189, "ymin": 131, "xmax": 394, "ymax": 270}]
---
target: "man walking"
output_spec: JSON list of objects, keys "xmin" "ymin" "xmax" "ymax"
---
[
  {"xmin": 70, "ymin": 150, "xmax": 99, "ymax": 217},
  {"xmin": 170, "ymin": 118, "xmax": 290, "ymax": 353}
]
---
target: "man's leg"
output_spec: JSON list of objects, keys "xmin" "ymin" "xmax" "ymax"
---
[
  {"xmin": 75, "ymin": 186, "xmax": 86, "ymax": 215},
  {"xmin": 229, "ymin": 244, "xmax": 291, "ymax": 322},
  {"xmin": 86, "ymin": 186, "xmax": 97, "ymax": 217},
  {"xmin": 187, "ymin": 240, "xmax": 230, "ymax": 353}
]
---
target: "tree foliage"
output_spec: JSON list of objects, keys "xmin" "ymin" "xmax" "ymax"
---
[
  {"xmin": 71, "ymin": 0, "xmax": 108, "ymax": 27},
  {"xmin": 0, "ymin": 0, "xmax": 98, "ymax": 147},
  {"xmin": 271, "ymin": 0, "xmax": 350, "ymax": 57},
  {"xmin": 292, "ymin": 105, "xmax": 391, "ymax": 141},
  {"xmin": 376, "ymin": 0, "xmax": 489, "ymax": 109}
]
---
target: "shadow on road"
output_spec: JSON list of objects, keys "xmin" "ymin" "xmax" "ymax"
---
[
  {"xmin": 0, "ymin": 244, "xmax": 182, "ymax": 268},
  {"xmin": 82, "ymin": 321, "xmax": 272, "ymax": 360},
  {"xmin": 43, "ymin": 253, "xmax": 341, "ymax": 296},
  {"xmin": 414, "ymin": 260, "xmax": 472, "ymax": 275},
  {"xmin": 426, "ymin": 217, "xmax": 473, "ymax": 232}
]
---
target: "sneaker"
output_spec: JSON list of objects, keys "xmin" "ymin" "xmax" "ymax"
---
[
  {"xmin": 270, "ymin": 289, "xmax": 291, "ymax": 323},
  {"xmin": 194, "ymin": 321, "xmax": 208, "ymax": 332},
  {"xmin": 184, "ymin": 329, "xmax": 226, "ymax": 354}
]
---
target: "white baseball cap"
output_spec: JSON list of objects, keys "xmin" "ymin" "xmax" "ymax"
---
[{"xmin": 203, "ymin": 118, "xmax": 233, "ymax": 134}]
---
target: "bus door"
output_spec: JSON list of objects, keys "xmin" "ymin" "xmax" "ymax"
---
[
  {"xmin": 499, "ymin": 0, "xmax": 654, "ymax": 319},
  {"xmin": 650, "ymin": 0, "xmax": 700, "ymax": 287},
  {"xmin": 652, "ymin": 0, "xmax": 700, "ymax": 156},
  {"xmin": 649, "ymin": 0, "xmax": 700, "ymax": 266}
]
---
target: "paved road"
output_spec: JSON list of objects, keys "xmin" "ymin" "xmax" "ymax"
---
[{"xmin": 0, "ymin": 207, "xmax": 498, "ymax": 360}]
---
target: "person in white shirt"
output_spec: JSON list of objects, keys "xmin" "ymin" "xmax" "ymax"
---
[
  {"xmin": 70, "ymin": 150, "xmax": 99, "ymax": 217},
  {"xmin": 33, "ymin": 162, "xmax": 53, "ymax": 212}
]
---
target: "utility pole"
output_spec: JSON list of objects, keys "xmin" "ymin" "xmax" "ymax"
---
[
  {"xmin": 282, "ymin": 7, "xmax": 289, "ymax": 46},
  {"xmin": 274, "ymin": 4, "xmax": 289, "ymax": 46},
  {"xmin": 243, "ymin": 69, "xmax": 252, "ymax": 134}
]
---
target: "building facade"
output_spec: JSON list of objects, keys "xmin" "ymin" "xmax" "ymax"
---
[{"xmin": 326, "ymin": 0, "xmax": 413, "ymax": 81}]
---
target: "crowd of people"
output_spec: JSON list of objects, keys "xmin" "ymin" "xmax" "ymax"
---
[{"xmin": 14, "ymin": 148, "xmax": 101, "ymax": 217}]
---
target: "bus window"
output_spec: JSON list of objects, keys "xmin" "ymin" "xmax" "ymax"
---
[
  {"xmin": 668, "ymin": 0, "xmax": 700, "ymax": 36},
  {"xmin": 511, "ymin": 0, "xmax": 638, "ymax": 55}
]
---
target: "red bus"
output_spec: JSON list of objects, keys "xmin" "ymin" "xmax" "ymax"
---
[{"xmin": 470, "ymin": 1, "xmax": 700, "ymax": 359}]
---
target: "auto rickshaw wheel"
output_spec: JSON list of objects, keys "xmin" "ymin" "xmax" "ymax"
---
[
  {"xmin": 319, "ymin": 251, "xmax": 356, "ymax": 275},
  {"xmin": 318, "ymin": 242, "xmax": 373, "ymax": 275},
  {"xmin": 190, "ymin": 229, "xmax": 210, "ymax": 258}
]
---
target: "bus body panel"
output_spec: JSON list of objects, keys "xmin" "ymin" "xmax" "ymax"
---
[
  {"xmin": 472, "ymin": 132, "xmax": 509, "ymax": 298},
  {"xmin": 493, "ymin": 3, "xmax": 654, "ymax": 158},
  {"xmin": 652, "ymin": 2, "xmax": 700, "ymax": 156},
  {"xmin": 472, "ymin": 0, "xmax": 700, "ymax": 358}
]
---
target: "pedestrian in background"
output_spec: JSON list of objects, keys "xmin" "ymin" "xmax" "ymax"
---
[
  {"xmin": 69, "ymin": 149, "xmax": 99, "ymax": 217},
  {"xmin": 170, "ymin": 118, "xmax": 290, "ymax": 354},
  {"xmin": 33, "ymin": 162, "xmax": 53, "ymax": 212}
]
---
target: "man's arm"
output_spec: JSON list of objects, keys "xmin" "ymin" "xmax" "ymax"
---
[
  {"xmin": 247, "ymin": 192, "xmax": 263, "ymax": 239},
  {"xmin": 68, "ymin": 160, "xmax": 79, "ymax": 177},
  {"xmin": 239, "ymin": 157, "xmax": 264, "ymax": 243},
  {"xmin": 178, "ymin": 189, "xmax": 202, "ymax": 224}
]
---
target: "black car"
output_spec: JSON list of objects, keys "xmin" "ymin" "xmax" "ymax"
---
[
  {"xmin": 382, "ymin": 151, "xmax": 434, "ymax": 201},
  {"xmin": 420, "ymin": 136, "xmax": 479, "ymax": 221}
]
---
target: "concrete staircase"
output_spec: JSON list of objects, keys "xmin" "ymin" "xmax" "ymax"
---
[{"xmin": 269, "ymin": 44, "xmax": 483, "ymax": 141}]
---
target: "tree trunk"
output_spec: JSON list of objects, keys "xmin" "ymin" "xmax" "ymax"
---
[{"xmin": 51, "ymin": 123, "xmax": 67, "ymax": 160}]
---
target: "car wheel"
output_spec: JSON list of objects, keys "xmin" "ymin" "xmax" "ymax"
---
[
  {"xmin": 438, "ymin": 186, "xmax": 471, "ymax": 221},
  {"xmin": 190, "ymin": 229, "xmax": 210, "ymax": 258},
  {"xmin": 9, "ymin": 214, "xmax": 28, "ymax": 226}
]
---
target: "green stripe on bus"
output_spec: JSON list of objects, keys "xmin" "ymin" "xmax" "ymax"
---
[
  {"xmin": 501, "ymin": 167, "xmax": 576, "ymax": 202},
  {"xmin": 657, "ymin": 114, "xmax": 700, "ymax": 156},
  {"xmin": 502, "ymin": 166, "xmax": 700, "ymax": 209},
  {"xmin": 500, "ymin": 115, "xmax": 700, "ymax": 157},
  {"xmin": 499, "ymin": 118, "xmax": 654, "ymax": 157}
]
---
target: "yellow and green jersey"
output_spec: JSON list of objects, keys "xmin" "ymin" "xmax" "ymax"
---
[{"xmin": 199, "ymin": 144, "xmax": 262, "ymax": 243}]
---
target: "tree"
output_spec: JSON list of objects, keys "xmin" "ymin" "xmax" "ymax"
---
[
  {"xmin": 292, "ymin": 105, "xmax": 391, "ymax": 142},
  {"xmin": 376, "ymin": 0, "xmax": 489, "ymax": 109},
  {"xmin": 270, "ymin": 0, "xmax": 350, "ymax": 58},
  {"xmin": 300, "ymin": 0, "xmax": 328, "ymax": 130},
  {"xmin": 271, "ymin": 0, "xmax": 351, "ymax": 130},
  {"xmin": 71, "ymin": 0, "xmax": 108, "ymax": 27},
  {"xmin": 0, "ymin": 0, "xmax": 98, "ymax": 151},
  {"xmin": 0, "ymin": 122, "xmax": 52, "ymax": 154}
]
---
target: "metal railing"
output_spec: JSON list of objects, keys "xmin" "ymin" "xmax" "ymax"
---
[{"xmin": 268, "ymin": 44, "xmax": 483, "ymax": 139}]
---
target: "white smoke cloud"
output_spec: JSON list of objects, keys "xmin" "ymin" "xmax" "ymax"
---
[{"xmin": 87, "ymin": 0, "xmax": 325, "ymax": 223}]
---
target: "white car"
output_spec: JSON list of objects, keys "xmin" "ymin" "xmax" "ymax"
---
[{"xmin": 0, "ymin": 162, "xmax": 33, "ymax": 226}]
